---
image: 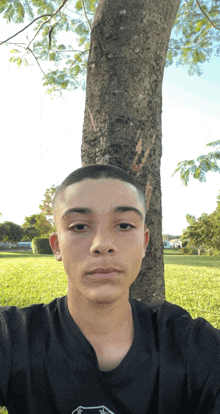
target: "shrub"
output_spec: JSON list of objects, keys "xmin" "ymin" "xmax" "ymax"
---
[
  {"xmin": 180, "ymin": 247, "xmax": 198, "ymax": 255},
  {"xmin": 211, "ymin": 249, "xmax": 220, "ymax": 257},
  {"xmin": 32, "ymin": 237, "xmax": 53, "ymax": 255}
]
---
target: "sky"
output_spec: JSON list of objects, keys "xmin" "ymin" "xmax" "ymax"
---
[{"xmin": 0, "ymin": 15, "xmax": 220, "ymax": 236}]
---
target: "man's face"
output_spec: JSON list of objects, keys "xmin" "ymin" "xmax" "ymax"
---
[{"xmin": 50, "ymin": 179, "xmax": 149, "ymax": 305}]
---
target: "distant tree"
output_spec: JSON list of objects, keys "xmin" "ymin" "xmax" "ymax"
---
[
  {"xmin": 0, "ymin": 222, "xmax": 6, "ymax": 242},
  {"xmin": 22, "ymin": 213, "xmax": 55, "ymax": 240},
  {"xmin": 207, "ymin": 190, "xmax": 220, "ymax": 250},
  {"xmin": 163, "ymin": 234, "xmax": 181, "ymax": 241},
  {"xmin": 181, "ymin": 214, "xmax": 210, "ymax": 254},
  {"xmin": 181, "ymin": 190, "xmax": 220, "ymax": 253},
  {"xmin": 0, "ymin": 221, "xmax": 23, "ymax": 244},
  {"xmin": 39, "ymin": 185, "xmax": 58, "ymax": 226}
]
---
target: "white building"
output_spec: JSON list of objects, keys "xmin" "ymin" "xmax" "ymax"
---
[{"xmin": 163, "ymin": 240, "xmax": 171, "ymax": 249}]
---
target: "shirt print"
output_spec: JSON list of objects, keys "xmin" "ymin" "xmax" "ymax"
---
[{"xmin": 72, "ymin": 406, "xmax": 115, "ymax": 414}]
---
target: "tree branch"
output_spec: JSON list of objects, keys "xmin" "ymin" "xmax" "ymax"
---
[
  {"xmin": 50, "ymin": 48, "xmax": 83, "ymax": 53},
  {"xmin": 81, "ymin": 0, "xmax": 92, "ymax": 30},
  {"xmin": 185, "ymin": 1, "xmax": 190, "ymax": 14},
  {"xmin": 26, "ymin": 46, "xmax": 57, "ymax": 93},
  {"xmin": 196, "ymin": 26, "xmax": 210, "ymax": 45},
  {"xmin": 27, "ymin": 0, "xmax": 69, "ymax": 49},
  {"xmin": 0, "ymin": 0, "xmax": 70, "ymax": 47},
  {"xmin": 195, "ymin": 0, "xmax": 220, "ymax": 30},
  {"xmin": 69, "ymin": 49, "xmax": 89, "ymax": 69},
  {"xmin": 0, "ymin": 14, "xmax": 52, "ymax": 46},
  {"xmin": 27, "ymin": 16, "xmax": 52, "ymax": 49},
  {"xmin": 198, "ymin": 147, "xmax": 220, "ymax": 163}
]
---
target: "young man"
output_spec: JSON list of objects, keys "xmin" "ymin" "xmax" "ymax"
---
[{"xmin": 0, "ymin": 164, "xmax": 220, "ymax": 414}]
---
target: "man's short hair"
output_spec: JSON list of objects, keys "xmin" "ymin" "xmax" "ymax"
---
[{"xmin": 52, "ymin": 164, "xmax": 147, "ymax": 224}]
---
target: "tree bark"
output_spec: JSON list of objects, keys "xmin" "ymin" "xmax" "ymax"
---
[{"xmin": 81, "ymin": 0, "xmax": 181, "ymax": 305}]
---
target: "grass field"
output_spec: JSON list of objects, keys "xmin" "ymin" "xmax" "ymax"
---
[{"xmin": 0, "ymin": 251, "xmax": 219, "ymax": 413}]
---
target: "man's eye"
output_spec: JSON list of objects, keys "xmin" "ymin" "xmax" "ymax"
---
[
  {"xmin": 69, "ymin": 223, "xmax": 135, "ymax": 232},
  {"xmin": 118, "ymin": 223, "xmax": 135, "ymax": 230},
  {"xmin": 70, "ymin": 224, "xmax": 87, "ymax": 232}
]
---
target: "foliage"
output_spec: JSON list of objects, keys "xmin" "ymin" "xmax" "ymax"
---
[
  {"xmin": 163, "ymin": 234, "xmax": 182, "ymax": 241},
  {"xmin": 1, "ymin": 0, "xmax": 220, "ymax": 93},
  {"xmin": 32, "ymin": 237, "xmax": 53, "ymax": 254},
  {"xmin": 1, "ymin": 1, "xmax": 220, "ymax": 184},
  {"xmin": 39, "ymin": 185, "xmax": 58, "ymax": 226},
  {"xmin": 0, "ymin": 221, "xmax": 23, "ymax": 243},
  {"xmin": 0, "ymin": 0, "xmax": 98, "ymax": 94},
  {"xmin": 181, "ymin": 190, "xmax": 220, "ymax": 253},
  {"xmin": 21, "ymin": 184, "xmax": 58, "ymax": 241},
  {"xmin": 22, "ymin": 213, "xmax": 55, "ymax": 240},
  {"xmin": 166, "ymin": 0, "xmax": 220, "ymax": 76},
  {"xmin": 172, "ymin": 140, "xmax": 220, "ymax": 186},
  {"xmin": 180, "ymin": 246, "xmax": 203, "ymax": 255}
]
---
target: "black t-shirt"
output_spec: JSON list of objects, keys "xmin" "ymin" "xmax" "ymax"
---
[{"xmin": 0, "ymin": 296, "xmax": 220, "ymax": 414}]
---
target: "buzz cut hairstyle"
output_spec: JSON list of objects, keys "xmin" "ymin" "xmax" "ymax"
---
[{"xmin": 52, "ymin": 164, "xmax": 147, "ymax": 223}]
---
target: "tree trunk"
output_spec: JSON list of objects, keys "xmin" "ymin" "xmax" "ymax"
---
[{"xmin": 81, "ymin": 0, "xmax": 180, "ymax": 305}]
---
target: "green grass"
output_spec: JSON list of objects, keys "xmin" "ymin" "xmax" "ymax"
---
[
  {"xmin": 164, "ymin": 254, "xmax": 220, "ymax": 329},
  {"xmin": 0, "ymin": 252, "xmax": 68, "ymax": 307},
  {"xmin": 0, "ymin": 251, "xmax": 220, "ymax": 413}
]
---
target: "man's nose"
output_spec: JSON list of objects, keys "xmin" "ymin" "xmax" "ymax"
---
[{"xmin": 90, "ymin": 225, "xmax": 117, "ymax": 255}]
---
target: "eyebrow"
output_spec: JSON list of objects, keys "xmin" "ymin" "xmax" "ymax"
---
[{"xmin": 61, "ymin": 206, "xmax": 143, "ymax": 221}]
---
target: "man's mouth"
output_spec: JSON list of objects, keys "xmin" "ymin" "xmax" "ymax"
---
[{"xmin": 87, "ymin": 271, "xmax": 121, "ymax": 278}]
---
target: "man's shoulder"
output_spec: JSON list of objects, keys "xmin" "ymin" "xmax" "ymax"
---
[
  {"xmin": 130, "ymin": 298, "xmax": 191, "ymax": 319},
  {"xmin": 131, "ymin": 298, "xmax": 220, "ymax": 342},
  {"xmin": 0, "ymin": 296, "xmax": 66, "ymax": 327}
]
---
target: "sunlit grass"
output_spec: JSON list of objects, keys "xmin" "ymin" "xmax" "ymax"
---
[
  {"xmin": 164, "ymin": 254, "xmax": 220, "ymax": 329},
  {"xmin": 0, "ymin": 252, "xmax": 67, "ymax": 307}
]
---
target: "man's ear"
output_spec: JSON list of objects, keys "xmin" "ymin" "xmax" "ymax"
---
[
  {"xmin": 142, "ymin": 227, "xmax": 150, "ymax": 258},
  {"xmin": 49, "ymin": 232, "xmax": 62, "ymax": 261}
]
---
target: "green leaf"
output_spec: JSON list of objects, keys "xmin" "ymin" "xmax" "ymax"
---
[
  {"xmin": 17, "ymin": 57, "xmax": 22, "ymax": 66},
  {"xmin": 14, "ymin": 1, "xmax": 25, "ymax": 23},
  {"xmin": 0, "ymin": 0, "xmax": 8, "ymax": 13},
  {"xmin": 23, "ymin": 58, "xmax": 28, "ymax": 66},
  {"xmin": 57, "ymin": 44, "xmax": 66, "ymax": 50},
  {"xmin": 10, "ymin": 49, "xmax": 20, "ymax": 54},
  {"xmin": 78, "ymin": 35, "xmax": 87, "ymax": 46},
  {"xmin": 75, "ymin": 0, "xmax": 83, "ymax": 12},
  {"xmin": 206, "ymin": 140, "xmax": 220, "ymax": 148},
  {"xmin": 9, "ymin": 56, "xmax": 18, "ymax": 63},
  {"xmin": 49, "ymin": 52, "xmax": 56, "ymax": 61}
]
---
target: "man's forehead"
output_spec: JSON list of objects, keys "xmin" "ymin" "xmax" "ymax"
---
[
  {"xmin": 64, "ymin": 178, "xmax": 139, "ymax": 199},
  {"xmin": 56, "ymin": 179, "xmax": 143, "ymax": 217}
]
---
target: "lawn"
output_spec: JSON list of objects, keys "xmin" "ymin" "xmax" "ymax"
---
[
  {"xmin": 164, "ymin": 253, "xmax": 220, "ymax": 329},
  {"xmin": 0, "ymin": 251, "xmax": 219, "ymax": 413}
]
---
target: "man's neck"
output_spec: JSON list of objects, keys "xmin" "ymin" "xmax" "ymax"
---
[
  {"xmin": 67, "ymin": 290, "xmax": 133, "ymax": 339},
  {"xmin": 67, "ymin": 289, "xmax": 135, "ymax": 371}
]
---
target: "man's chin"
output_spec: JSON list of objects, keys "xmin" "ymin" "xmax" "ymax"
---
[{"xmin": 85, "ymin": 286, "xmax": 126, "ymax": 306}]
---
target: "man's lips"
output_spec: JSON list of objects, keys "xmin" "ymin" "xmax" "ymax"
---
[
  {"xmin": 87, "ymin": 271, "xmax": 121, "ymax": 278},
  {"xmin": 87, "ymin": 267, "xmax": 121, "ymax": 274}
]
